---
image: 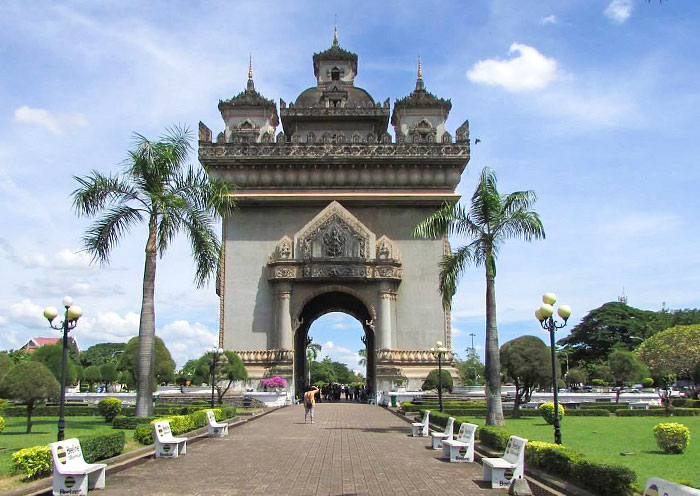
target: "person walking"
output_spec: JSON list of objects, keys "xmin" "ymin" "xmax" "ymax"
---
[{"xmin": 304, "ymin": 385, "xmax": 320, "ymax": 424}]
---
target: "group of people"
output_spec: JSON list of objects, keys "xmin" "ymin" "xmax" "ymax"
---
[{"xmin": 318, "ymin": 383, "xmax": 369, "ymax": 402}]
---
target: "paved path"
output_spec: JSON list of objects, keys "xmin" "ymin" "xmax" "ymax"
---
[{"xmin": 100, "ymin": 403, "xmax": 504, "ymax": 495}]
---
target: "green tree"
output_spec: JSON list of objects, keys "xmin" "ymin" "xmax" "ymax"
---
[
  {"xmin": 307, "ymin": 342, "xmax": 322, "ymax": 385},
  {"xmin": 456, "ymin": 352, "xmax": 484, "ymax": 386},
  {"xmin": 558, "ymin": 302, "xmax": 666, "ymax": 364},
  {"xmin": 30, "ymin": 344, "xmax": 78, "ymax": 385},
  {"xmin": 422, "ymin": 369, "xmax": 454, "ymax": 393},
  {"xmin": 412, "ymin": 167, "xmax": 545, "ymax": 426},
  {"xmin": 637, "ymin": 325, "xmax": 700, "ymax": 380},
  {"xmin": 118, "ymin": 336, "xmax": 176, "ymax": 391},
  {"xmin": 310, "ymin": 357, "xmax": 337, "ymax": 384},
  {"xmin": 358, "ymin": 348, "xmax": 367, "ymax": 367},
  {"xmin": 80, "ymin": 343, "xmax": 126, "ymax": 367},
  {"xmin": 0, "ymin": 352, "xmax": 13, "ymax": 382},
  {"xmin": 8, "ymin": 349, "xmax": 30, "ymax": 364},
  {"xmin": 118, "ymin": 370, "xmax": 135, "ymax": 391},
  {"xmin": 500, "ymin": 336, "xmax": 552, "ymax": 417},
  {"xmin": 608, "ymin": 349, "xmax": 647, "ymax": 386},
  {"xmin": 99, "ymin": 363, "xmax": 119, "ymax": 390},
  {"xmin": 1, "ymin": 361, "xmax": 59, "ymax": 433},
  {"xmin": 564, "ymin": 367, "xmax": 587, "ymax": 387},
  {"xmin": 72, "ymin": 126, "xmax": 234, "ymax": 417},
  {"xmin": 83, "ymin": 365, "xmax": 102, "ymax": 392}
]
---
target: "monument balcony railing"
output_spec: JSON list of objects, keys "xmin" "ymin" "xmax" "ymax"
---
[
  {"xmin": 267, "ymin": 258, "xmax": 402, "ymax": 282},
  {"xmin": 279, "ymin": 106, "xmax": 390, "ymax": 118}
]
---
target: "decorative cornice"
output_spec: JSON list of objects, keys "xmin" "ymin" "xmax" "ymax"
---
[
  {"xmin": 267, "ymin": 260, "xmax": 403, "ymax": 282},
  {"xmin": 376, "ymin": 349, "xmax": 455, "ymax": 365},
  {"xmin": 219, "ymin": 88, "xmax": 276, "ymax": 108},
  {"xmin": 235, "ymin": 349, "xmax": 293, "ymax": 364},
  {"xmin": 313, "ymin": 44, "xmax": 358, "ymax": 77}
]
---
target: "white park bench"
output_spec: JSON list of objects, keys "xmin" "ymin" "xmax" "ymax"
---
[
  {"xmin": 429, "ymin": 416, "xmax": 455, "ymax": 450},
  {"xmin": 441, "ymin": 422, "xmax": 478, "ymax": 462},
  {"xmin": 482, "ymin": 435, "xmax": 527, "ymax": 489},
  {"xmin": 629, "ymin": 402, "xmax": 650, "ymax": 410},
  {"xmin": 206, "ymin": 410, "xmax": 229, "ymax": 437},
  {"xmin": 153, "ymin": 420, "xmax": 188, "ymax": 458},
  {"xmin": 49, "ymin": 438, "xmax": 106, "ymax": 496},
  {"xmin": 411, "ymin": 410, "xmax": 430, "ymax": 437},
  {"xmin": 644, "ymin": 477, "xmax": 700, "ymax": 496}
]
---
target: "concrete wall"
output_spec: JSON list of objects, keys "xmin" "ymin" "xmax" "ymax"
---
[{"xmin": 222, "ymin": 202, "xmax": 446, "ymax": 351}]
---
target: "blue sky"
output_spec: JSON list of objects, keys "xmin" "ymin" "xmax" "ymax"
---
[{"xmin": 1, "ymin": 1, "xmax": 698, "ymax": 374}]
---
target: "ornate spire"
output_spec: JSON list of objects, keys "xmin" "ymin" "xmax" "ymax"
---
[
  {"xmin": 246, "ymin": 54, "xmax": 255, "ymax": 92},
  {"xmin": 415, "ymin": 53, "xmax": 425, "ymax": 91},
  {"xmin": 333, "ymin": 20, "xmax": 339, "ymax": 46}
]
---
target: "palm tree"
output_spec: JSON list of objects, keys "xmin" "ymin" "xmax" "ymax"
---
[
  {"xmin": 307, "ymin": 342, "xmax": 322, "ymax": 385},
  {"xmin": 72, "ymin": 126, "xmax": 234, "ymax": 417},
  {"xmin": 358, "ymin": 348, "xmax": 367, "ymax": 367},
  {"xmin": 412, "ymin": 167, "xmax": 545, "ymax": 426}
]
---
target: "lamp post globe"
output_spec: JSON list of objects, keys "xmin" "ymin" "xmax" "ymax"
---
[
  {"xmin": 535, "ymin": 292, "xmax": 571, "ymax": 445},
  {"xmin": 43, "ymin": 306, "xmax": 59, "ymax": 322}
]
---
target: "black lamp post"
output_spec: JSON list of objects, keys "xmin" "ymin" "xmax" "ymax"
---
[
  {"xmin": 535, "ymin": 292, "xmax": 572, "ymax": 445},
  {"xmin": 208, "ymin": 346, "xmax": 224, "ymax": 408},
  {"xmin": 430, "ymin": 341, "xmax": 448, "ymax": 413},
  {"xmin": 43, "ymin": 296, "xmax": 83, "ymax": 442}
]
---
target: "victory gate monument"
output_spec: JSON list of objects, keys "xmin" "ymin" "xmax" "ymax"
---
[{"xmin": 198, "ymin": 31, "xmax": 470, "ymax": 396}]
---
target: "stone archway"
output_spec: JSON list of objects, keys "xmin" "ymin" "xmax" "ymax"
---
[{"xmin": 294, "ymin": 291, "xmax": 375, "ymax": 397}]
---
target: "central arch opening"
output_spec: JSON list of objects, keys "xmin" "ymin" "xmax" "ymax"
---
[{"xmin": 294, "ymin": 291, "xmax": 376, "ymax": 398}]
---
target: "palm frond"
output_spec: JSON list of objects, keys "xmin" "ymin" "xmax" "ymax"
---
[
  {"xmin": 438, "ymin": 243, "xmax": 477, "ymax": 310},
  {"xmin": 83, "ymin": 206, "xmax": 143, "ymax": 264},
  {"xmin": 498, "ymin": 210, "xmax": 546, "ymax": 242},
  {"xmin": 72, "ymin": 171, "xmax": 142, "ymax": 217},
  {"xmin": 412, "ymin": 201, "xmax": 464, "ymax": 239},
  {"xmin": 469, "ymin": 167, "xmax": 501, "ymax": 232},
  {"xmin": 180, "ymin": 204, "xmax": 220, "ymax": 288},
  {"xmin": 156, "ymin": 194, "xmax": 186, "ymax": 257},
  {"xmin": 501, "ymin": 190, "xmax": 538, "ymax": 217}
]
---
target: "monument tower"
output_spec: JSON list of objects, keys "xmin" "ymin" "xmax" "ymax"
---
[{"xmin": 199, "ymin": 31, "xmax": 470, "ymax": 395}]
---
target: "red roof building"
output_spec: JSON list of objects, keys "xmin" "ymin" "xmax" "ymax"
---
[{"xmin": 20, "ymin": 337, "xmax": 81, "ymax": 354}]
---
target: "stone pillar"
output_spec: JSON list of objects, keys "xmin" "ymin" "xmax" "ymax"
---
[
  {"xmin": 276, "ymin": 282, "xmax": 293, "ymax": 350},
  {"xmin": 377, "ymin": 282, "xmax": 395, "ymax": 350}
]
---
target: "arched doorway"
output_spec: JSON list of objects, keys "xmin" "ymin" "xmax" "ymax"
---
[{"xmin": 294, "ymin": 291, "xmax": 375, "ymax": 397}]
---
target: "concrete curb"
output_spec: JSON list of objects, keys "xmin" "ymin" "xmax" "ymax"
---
[
  {"xmin": 385, "ymin": 406, "xmax": 598, "ymax": 496},
  {"xmin": 6, "ymin": 407, "xmax": 280, "ymax": 496}
]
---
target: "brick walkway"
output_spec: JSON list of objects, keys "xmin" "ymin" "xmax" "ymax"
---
[{"xmin": 99, "ymin": 403, "xmax": 501, "ymax": 495}]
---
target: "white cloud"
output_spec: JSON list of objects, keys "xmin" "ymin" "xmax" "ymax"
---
[
  {"xmin": 6, "ymin": 299, "xmax": 47, "ymax": 328},
  {"xmin": 19, "ymin": 248, "xmax": 92, "ymax": 269},
  {"xmin": 604, "ymin": 0, "xmax": 633, "ymax": 24},
  {"xmin": 331, "ymin": 323, "xmax": 347, "ymax": 330},
  {"xmin": 75, "ymin": 311, "xmax": 140, "ymax": 343},
  {"xmin": 467, "ymin": 43, "xmax": 558, "ymax": 92},
  {"xmin": 13, "ymin": 105, "xmax": 88, "ymax": 135},
  {"xmin": 541, "ymin": 15, "xmax": 557, "ymax": 25}
]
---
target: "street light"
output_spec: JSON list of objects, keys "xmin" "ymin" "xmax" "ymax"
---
[
  {"xmin": 535, "ymin": 292, "xmax": 571, "ymax": 445},
  {"xmin": 43, "ymin": 296, "xmax": 83, "ymax": 442},
  {"xmin": 207, "ymin": 346, "xmax": 224, "ymax": 408},
  {"xmin": 430, "ymin": 341, "xmax": 449, "ymax": 413}
]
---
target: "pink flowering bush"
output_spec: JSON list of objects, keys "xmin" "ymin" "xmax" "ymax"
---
[{"xmin": 261, "ymin": 376, "xmax": 287, "ymax": 389}]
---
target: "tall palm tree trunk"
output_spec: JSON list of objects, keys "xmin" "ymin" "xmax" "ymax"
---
[
  {"xmin": 135, "ymin": 216, "xmax": 157, "ymax": 417},
  {"xmin": 485, "ymin": 263, "xmax": 504, "ymax": 426}
]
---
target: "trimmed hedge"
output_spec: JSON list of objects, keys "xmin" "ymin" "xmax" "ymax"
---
[
  {"xmin": 671, "ymin": 399, "xmax": 700, "ymax": 408},
  {"xmin": 97, "ymin": 398, "xmax": 122, "ymax": 422},
  {"xmin": 615, "ymin": 408, "xmax": 700, "ymax": 417},
  {"xmin": 481, "ymin": 429, "xmax": 636, "ymax": 495},
  {"xmin": 0, "ymin": 414, "xmax": 5, "ymax": 433},
  {"xmin": 113, "ymin": 415, "xmax": 156, "ymax": 429},
  {"xmin": 567, "ymin": 409, "xmax": 610, "ymax": 417},
  {"xmin": 133, "ymin": 407, "xmax": 234, "ymax": 445},
  {"xmin": 1, "ymin": 405, "xmax": 101, "ymax": 417},
  {"xmin": 580, "ymin": 403, "xmax": 630, "ymax": 413},
  {"xmin": 80, "ymin": 431, "xmax": 125, "ymax": 463},
  {"xmin": 12, "ymin": 431, "xmax": 126, "ymax": 479}
]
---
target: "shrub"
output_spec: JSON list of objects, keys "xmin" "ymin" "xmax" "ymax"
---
[
  {"xmin": 642, "ymin": 377, "xmax": 654, "ymax": 388},
  {"xmin": 97, "ymin": 398, "xmax": 122, "ymax": 422},
  {"xmin": 478, "ymin": 425, "xmax": 512, "ymax": 450},
  {"xmin": 526, "ymin": 441, "xmax": 581, "ymax": 478},
  {"xmin": 260, "ymin": 376, "xmax": 287, "ymax": 389},
  {"xmin": 591, "ymin": 379, "xmax": 608, "ymax": 387},
  {"xmin": 133, "ymin": 408, "xmax": 231, "ymax": 445},
  {"xmin": 134, "ymin": 424, "xmax": 154, "ymax": 445},
  {"xmin": 113, "ymin": 415, "xmax": 155, "ymax": 429},
  {"xmin": 12, "ymin": 446, "xmax": 52, "ymax": 479},
  {"xmin": 539, "ymin": 402, "xmax": 565, "ymax": 425},
  {"xmin": 654, "ymin": 422, "xmax": 691, "ymax": 454},
  {"xmin": 570, "ymin": 459, "xmax": 636, "ymax": 496},
  {"xmin": 0, "ymin": 415, "xmax": 4, "ymax": 433},
  {"xmin": 80, "ymin": 431, "xmax": 126, "ymax": 463},
  {"xmin": 671, "ymin": 399, "xmax": 700, "ymax": 409},
  {"xmin": 615, "ymin": 408, "xmax": 700, "ymax": 417}
]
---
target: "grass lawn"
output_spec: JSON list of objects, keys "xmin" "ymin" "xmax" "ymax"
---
[
  {"xmin": 0, "ymin": 416, "xmax": 138, "ymax": 492},
  {"xmin": 467, "ymin": 415, "xmax": 700, "ymax": 492}
]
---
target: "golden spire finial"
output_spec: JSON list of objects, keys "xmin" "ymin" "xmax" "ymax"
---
[
  {"xmin": 333, "ymin": 15, "xmax": 338, "ymax": 46},
  {"xmin": 417, "ymin": 53, "xmax": 423, "ymax": 79},
  {"xmin": 248, "ymin": 54, "xmax": 253, "ymax": 80}
]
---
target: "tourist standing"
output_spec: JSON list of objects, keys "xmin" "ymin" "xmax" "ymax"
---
[{"xmin": 304, "ymin": 385, "xmax": 320, "ymax": 424}]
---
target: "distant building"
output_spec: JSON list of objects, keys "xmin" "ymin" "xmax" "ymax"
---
[{"xmin": 20, "ymin": 337, "xmax": 81, "ymax": 355}]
